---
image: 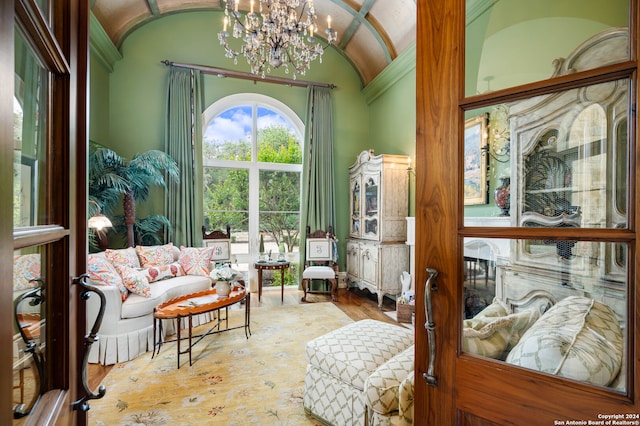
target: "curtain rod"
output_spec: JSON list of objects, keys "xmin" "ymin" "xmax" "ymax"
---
[{"xmin": 161, "ymin": 60, "xmax": 336, "ymax": 89}]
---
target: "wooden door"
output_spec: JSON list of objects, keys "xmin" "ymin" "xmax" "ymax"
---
[
  {"xmin": 415, "ymin": 0, "xmax": 639, "ymax": 424},
  {"xmin": 1, "ymin": 1, "xmax": 90, "ymax": 424}
]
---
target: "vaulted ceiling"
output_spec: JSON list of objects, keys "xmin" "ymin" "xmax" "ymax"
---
[{"xmin": 90, "ymin": 0, "xmax": 417, "ymax": 86}]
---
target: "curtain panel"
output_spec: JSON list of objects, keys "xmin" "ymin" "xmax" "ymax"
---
[
  {"xmin": 164, "ymin": 67, "xmax": 203, "ymax": 247},
  {"xmin": 300, "ymin": 86, "xmax": 336, "ymax": 277}
]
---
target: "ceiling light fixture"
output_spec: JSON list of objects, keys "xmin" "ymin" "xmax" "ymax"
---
[{"xmin": 218, "ymin": 0, "xmax": 337, "ymax": 79}]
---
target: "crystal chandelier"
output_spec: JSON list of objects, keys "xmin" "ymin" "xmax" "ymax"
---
[{"xmin": 218, "ymin": 0, "xmax": 337, "ymax": 79}]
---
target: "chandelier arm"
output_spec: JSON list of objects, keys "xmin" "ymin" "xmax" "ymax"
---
[
  {"xmin": 297, "ymin": 2, "xmax": 309, "ymax": 25},
  {"xmin": 231, "ymin": 12, "xmax": 247, "ymax": 32}
]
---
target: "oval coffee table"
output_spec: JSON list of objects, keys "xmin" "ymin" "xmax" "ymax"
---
[{"xmin": 152, "ymin": 284, "xmax": 250, "ymax": 368}]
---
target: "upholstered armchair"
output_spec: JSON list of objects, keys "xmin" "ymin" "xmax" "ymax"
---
[{"xmin": 364, "ymin": 345, "xmax": 415, "ymax": 425}]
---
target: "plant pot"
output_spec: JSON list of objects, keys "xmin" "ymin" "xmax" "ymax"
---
[{"xmin": 215, "ymin": 281, "xmax": 231, "ymax": 298}]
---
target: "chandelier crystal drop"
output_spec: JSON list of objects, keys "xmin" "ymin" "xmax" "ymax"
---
[{"xmin": 218, "ymin": 0, "xmax": 337, "ymax": 79}]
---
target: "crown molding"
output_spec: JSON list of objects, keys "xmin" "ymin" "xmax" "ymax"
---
[
  {"xmin": 89, "ymin": 12, "xmax": 122, "ymax": 72},
  {"xmin": 362, "ymin": 42, "xmax": 416, "ymax": 105}
]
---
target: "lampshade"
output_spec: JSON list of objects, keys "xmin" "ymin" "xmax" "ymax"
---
[{"xmin": 88, "ymin": 214, "xmax": 113, "ymax": 231}]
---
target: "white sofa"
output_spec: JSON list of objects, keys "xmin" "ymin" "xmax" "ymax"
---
[
  {"xmin": 86, "ymin": 244, "xmax": 217, "ymax": 365},
  {"xmin": 303, "ymin": 319, "xmax": 415, "ymax": 425}
]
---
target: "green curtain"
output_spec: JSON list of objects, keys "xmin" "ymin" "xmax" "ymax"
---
[
  {"xmin": 164, "ymin": 67, "xmax": 203, "ymax": 247},
  {"xmin": 300, "ymin": 85, "xmax": 335, "ymax": 276}
]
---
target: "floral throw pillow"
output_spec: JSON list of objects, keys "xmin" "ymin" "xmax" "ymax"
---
[
  {"xmin": 105, "ymin": 247, "xmax": 141, "ymax": 269},
  {"xmin": 13, "ymin": 254, "xmax": 41, "ymax": 291},
  {"xmin": 145, "ymin": 262, "xmax": 184, "ymax": 282},
  {"xmin": 117, "ymin": 266, "xmax": 151, "ymax": 297},
  {"xmin": 178, "ymin": 246, "xmax": 214, "ymax": 276},
  {"xmin": 87, "ymin": 254, "xmax": 128, "ymax": 301},
  {"xmin": 136, "ymin": 244, "xmax": 175, "ymax": 267}
]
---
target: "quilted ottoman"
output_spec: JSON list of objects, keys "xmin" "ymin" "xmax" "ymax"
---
[{"xmin": 303, "ymin": 319, "xmax": 414, "ymax": 426}]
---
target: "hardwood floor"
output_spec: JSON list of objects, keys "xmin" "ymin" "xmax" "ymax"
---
[{"xmin": 88, "ymin": 286, "xmax": 402, "ymax": 390}]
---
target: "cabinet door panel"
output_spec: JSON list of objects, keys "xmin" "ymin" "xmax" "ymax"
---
[
  {"xmin": 363, "ymin": 173, "xmax": 381, "ymax": 240},
  {"xmin": 361, "ymin": 245, "xmax": 379, "ymax": 285},
  {"xmin": 350, "ymin": 176, "xmax": 362, "ymax": 238},
  {"xmin": 346, "ymin": 241, "xmax": 360, "ymax": 280}
]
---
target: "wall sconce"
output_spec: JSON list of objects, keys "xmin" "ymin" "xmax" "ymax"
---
[{"xmin": 482, "ymin": 104, "xmax": 511, "ymax": 163}]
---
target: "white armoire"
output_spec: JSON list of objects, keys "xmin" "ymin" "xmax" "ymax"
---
[{"xmin": 346, "ymin": 150, "xmax": 410, "ymax": 307}]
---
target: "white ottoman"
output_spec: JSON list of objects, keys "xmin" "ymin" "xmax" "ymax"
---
[{"xmin": 303, "ymin": 319, "xmax": 414, "ymax": 426}]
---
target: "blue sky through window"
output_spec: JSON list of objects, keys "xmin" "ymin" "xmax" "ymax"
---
[{"xmin": 204, "ymin": 105, "xmax": 296, "ymax": 146}]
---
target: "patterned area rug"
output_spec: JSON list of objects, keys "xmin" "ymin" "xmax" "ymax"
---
[{"xmin": 89, "ymin": 302, "xmax": 353, "ymax": 425}]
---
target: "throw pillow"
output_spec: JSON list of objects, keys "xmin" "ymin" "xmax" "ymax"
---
[
  {"xmin": 117, "ymin": 265, "xmax": 151, "ymax": 298},
  {"xmin": 136, "ymin": 243, "xmax": 175, "ymax": 267},
  {"xmin": 463, "ymin": 308, "xmax": 540, "ymax": 360},
  {"xmin": 365, "ymin": 345, "xmax": 414, "ymax": 415},
  {"xmin": 475, "ymin": 297, "xmax": 510, "ymax": 318},
  {"xmin": 145, "ymin": 262, "xmax": 184, "ymax": 282},
  {"xmin": 178, "ymin": 246, "xmax": 214, "ymax": 276},
  {"xmin": 105, "ymin": 247, "xmax": 141, "ymax": 269},
  {"xmin": 87, "ymin": 254, "xmax": 128, "ymax": 301},
  {"xmin": 13, "ymin": 253, "xmax": 41, "ymax": 291},
  {"xmin": 506, "ymin": 296, "xmax": 623, "ymax": 387}
]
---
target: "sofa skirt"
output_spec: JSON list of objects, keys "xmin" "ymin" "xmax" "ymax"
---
[{"xmin": 88, "ymin": 311, "xmax": 215, "ymax": 365}]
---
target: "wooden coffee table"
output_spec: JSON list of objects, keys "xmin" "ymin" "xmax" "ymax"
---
[{"xmin": 152, "ymin": 284, "xmax": 250, "ymax": 368}]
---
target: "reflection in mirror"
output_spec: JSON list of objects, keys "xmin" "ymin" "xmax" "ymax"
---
[
  {"xmin": 465, "ymin": 1, "xmax": 628, "ymax": 96},
  {"xmin": 14, "ymin": 28, "xmax": 48, "ymax": 228},
  {"xmin": 461, "ymin": 238, "xmax": 626, "ymax": 393},
  {"xmin": 463, "ymin": 238, "xmax": 498, "ymax": 319},
  {"xmin": 12, "ymin": 249, "xmax": 46, "ymax": 419},
  {"xmin": 464, "ymin": 79, "xmax": 630, "ymax": 227}
]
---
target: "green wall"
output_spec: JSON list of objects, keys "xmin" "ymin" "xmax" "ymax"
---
[
  {"xmin": 89, "ymin": 54, "xmax": 110, "ymax": 146},
  {"xmin": 364, "ymin": 46, "xmax": 417, "ymax": 215},
  {"xmin": 89, "ymin": 3, "xmax": 628, "ymax": 252},
  {"xmin": 90, "ymin": 11, "xmax": 400, "ymax": 267}
]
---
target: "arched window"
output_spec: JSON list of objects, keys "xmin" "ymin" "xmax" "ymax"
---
[{"xmin": 202, "ymin": 94, "xmax": 303, "ymax": 273}]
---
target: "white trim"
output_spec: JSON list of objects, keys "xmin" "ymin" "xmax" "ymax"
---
[
  {"xmin": 202, "ymin": 93, "xmax": 304, "ymax": 142},
  {"xmin": 202, "ymin": 93, "xmax": 304, "ymax": 265}
]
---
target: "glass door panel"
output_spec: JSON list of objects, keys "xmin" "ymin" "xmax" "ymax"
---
[
  {"xmin": 363, "ymin": 174, "xmax": 379, "ymax": 238},
  {"xmin": 350, "ymin": 177, "xmax": 361, "ymax": 237},
  {"xmin": 461, "ymin": 237, "xmax": 627, "ymax": 393},
  {"xmin": 12, "ymin": 247, "xmax": 47, "ymax": 419},
  {"xmin": 258, "ymin": 169, "xmax": 300, "ymax": 262},
  {"xmin": 464, "ymin": 0, "xmax": 629, "ymax": 96},
  {"xmin": 203, "ymin": 166, "xmax": 250, "ymax": 262},
  {"xmin": 464, "ymin": 79, "xmax": 629, "ymax": 230},
  {"xmin": 14, "ymin": 29, "xmax": 49, "ymax": 228}
]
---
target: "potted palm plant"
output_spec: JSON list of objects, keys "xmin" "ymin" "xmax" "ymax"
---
[{"xmin": 89, "ymin": 146, "xmax": 179, "ymax": 249}]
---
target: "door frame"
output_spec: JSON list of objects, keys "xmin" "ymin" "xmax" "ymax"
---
[
  {"xmin": 1, "ymin": 1, "xmax": 90, "ymax": 424},
  {"xmin": 415, "ymin": 0, "xmax": 639, "ymax": 423}
]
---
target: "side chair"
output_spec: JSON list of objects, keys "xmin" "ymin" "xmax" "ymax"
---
[{"xmin": 301, "ymin": 226, "xmax": 338, "ymax": 302}]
